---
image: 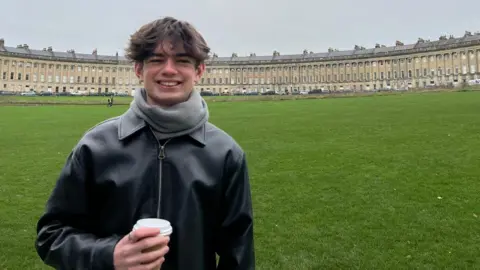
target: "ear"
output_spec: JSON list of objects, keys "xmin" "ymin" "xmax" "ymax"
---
[
  {"xmin": 134, "ymin": 62, "xmax": 144, "ymax": 81},
  {"xmin": 195, "ymin": 63, "xmax": 206, "ymax": 83}
]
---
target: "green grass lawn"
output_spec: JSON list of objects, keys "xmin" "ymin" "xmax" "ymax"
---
[
  {"xmin": 0, "ymin": 91, "xmax": 479, "ymax": 269},
  {"xmin": 0, "ymin": 88, "xmax": 467, "ymax": 105}
]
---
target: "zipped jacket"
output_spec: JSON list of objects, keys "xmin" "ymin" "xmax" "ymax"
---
[{"xmin": 35, "ymin": 108, "xmax": 255, "ymax": 270}]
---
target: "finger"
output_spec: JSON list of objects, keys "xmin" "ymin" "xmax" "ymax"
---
[
  {"xmin": 128, "ymin": 245, "xmax": 170, "ymax": 266},
  {"xmin": 130, "ymin": 227, "xmax": 162, "ymax": 242},
  {"xmin": 130, "ymin": 256, "xmax": 165, "ymax": 270},
  {"xmin": 132, "ymin": 235, "xmax": 170, "ymax": 254},
  {"xmin": 121, "ymin": 236, "xmax": 169, "ymax": 267}
]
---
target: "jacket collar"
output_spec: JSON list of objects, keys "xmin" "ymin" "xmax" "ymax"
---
[{"xmin": 118, "ymin": 109, "xmax": 206, "ymax": 146}]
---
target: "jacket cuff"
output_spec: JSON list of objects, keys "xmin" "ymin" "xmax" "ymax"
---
[{"xmin": 92, "ymin": 235, "xmax": 122, "ymax": 269}]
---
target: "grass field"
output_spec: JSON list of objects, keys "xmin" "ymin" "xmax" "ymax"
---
[
  {"xmin": 0, "ymin": 88, "xmax": 469, "ymax": 105},
  {"xmin": 0, "ymin": 91, "xmax": 479, "ymax": 269}
]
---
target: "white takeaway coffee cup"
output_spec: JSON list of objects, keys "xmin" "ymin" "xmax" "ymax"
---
[
  {"xmin": 132, "ymin": 218, "xmax": 173, "ymax": 237},
  {"xmin": 132, "ymin": 218, "xmax": 172, "ymax": 256}
]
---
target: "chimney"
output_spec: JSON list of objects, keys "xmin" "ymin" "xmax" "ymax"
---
[{"xmin": 0, "ymin": 38, "xmax": 4, "ymax": 47}]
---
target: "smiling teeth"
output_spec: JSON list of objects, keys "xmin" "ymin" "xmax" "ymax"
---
[{"xmin": 159, "ymin": 82, "xmax": 179, "ymax": 86}]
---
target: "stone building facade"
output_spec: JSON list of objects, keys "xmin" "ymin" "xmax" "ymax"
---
[{"xmin": 1, "ymin": 31, "xmax": 479, "ymax": 95}]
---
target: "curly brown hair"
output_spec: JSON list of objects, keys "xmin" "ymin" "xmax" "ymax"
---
[{"xmin": 125, "ymin": 17, "xmax": 211, "ymax": 66}]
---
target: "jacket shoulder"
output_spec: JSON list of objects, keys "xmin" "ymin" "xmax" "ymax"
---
[
  {"xmin": 87, "ymin": 115, "xmax": 121, "ymax": 134},
  {"xmin": 72, "ymin": 115, "xmax": 123, "ymax": 155},
  {"xmin": 205, "ymin": 122, "xmax": 245, "ymax": 160}
]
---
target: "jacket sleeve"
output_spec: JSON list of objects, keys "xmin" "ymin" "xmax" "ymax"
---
[
  {"xmin": 35, "ymin": 146, "xmax": 122, "ymax": 270},
  {"xmin": 216, "ymin": 150, "xmax": 255, "ymax": 270}
]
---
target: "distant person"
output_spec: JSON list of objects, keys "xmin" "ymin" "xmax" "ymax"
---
[{"xmin": 35, "ymin": 16, "xmax": 255, "ymax": 270}]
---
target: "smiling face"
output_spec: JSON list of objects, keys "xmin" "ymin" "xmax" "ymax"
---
[{"xmin": 134, "ymin": 40, "xmax": 206, "ymax": 107}]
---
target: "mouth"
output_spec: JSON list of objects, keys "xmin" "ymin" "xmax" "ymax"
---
[{"xmin": 156, "ymin": 80, "xmax": 182, "ymax": 88}]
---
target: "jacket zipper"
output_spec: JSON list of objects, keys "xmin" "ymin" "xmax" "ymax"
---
[{"xmin": 157, "ymin": 138, "xmax": 171, "ymax": 218}]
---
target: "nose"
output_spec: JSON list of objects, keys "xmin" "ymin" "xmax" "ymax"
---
[{"xmin": 161, "ymin": 58, "xmax": 178, "ymax": 75}]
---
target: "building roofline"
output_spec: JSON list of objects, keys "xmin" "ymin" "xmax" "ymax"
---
[{"xmin": 0, "ymin": 31, "xmax": 479, "ymax": 65}]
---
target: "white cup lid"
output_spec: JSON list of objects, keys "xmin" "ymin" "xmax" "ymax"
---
[{"xmin": 133, "ymin": 218, "xmax": 172, "ymax": 236}]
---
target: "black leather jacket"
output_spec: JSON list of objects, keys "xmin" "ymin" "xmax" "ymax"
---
[{"xmin": 35, "ymin": 109, "xmax": 255, "ymax": 270}]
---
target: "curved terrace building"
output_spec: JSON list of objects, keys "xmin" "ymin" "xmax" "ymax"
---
[{"xmin": 1, "ymin": 31, "xmax": 479, "ymax": 95}]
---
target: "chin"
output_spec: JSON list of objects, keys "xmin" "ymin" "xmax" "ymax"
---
[{"xmin": 152, "ymin": 93, "xmax": 189, "ymax": 106}]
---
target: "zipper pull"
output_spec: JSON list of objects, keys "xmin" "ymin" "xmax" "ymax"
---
[{"xmin": 158, "ymin": 145, "xmax": 166, "ymax": 159}]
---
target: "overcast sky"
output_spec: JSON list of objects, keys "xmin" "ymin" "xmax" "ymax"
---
[{"xmin": 2, "ymin": 0, "xmax": 480, "ymax": 57}]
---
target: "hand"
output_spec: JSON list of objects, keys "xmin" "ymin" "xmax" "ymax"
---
[{"xmin": 113, "ymin": 227, "xmax": 170, "ymax": 270}]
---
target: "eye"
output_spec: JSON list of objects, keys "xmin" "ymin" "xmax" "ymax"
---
[{"xmin": 177, "ymin": 58, "xmax": 193, "ymax": 63}]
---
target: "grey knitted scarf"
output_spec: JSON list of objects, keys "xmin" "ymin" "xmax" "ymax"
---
[{"xmin": 130, "ymin": 88, "xmax": 209, "ymax": 140}]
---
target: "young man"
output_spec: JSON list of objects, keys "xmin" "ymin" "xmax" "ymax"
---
[{"xmin": 35, "ymin": 17, "xmax": 255, "ymax": 270}]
